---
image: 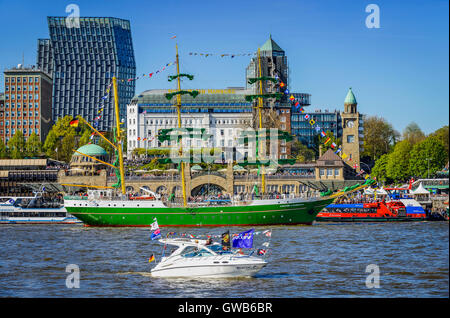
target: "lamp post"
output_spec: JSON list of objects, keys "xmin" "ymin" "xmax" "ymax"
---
[{"xmin": 359, "ymin": 161, "xmax": 371, "ymax": 174}]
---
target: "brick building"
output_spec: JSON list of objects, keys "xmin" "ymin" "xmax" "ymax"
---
[{"xmin": 1, "ymin": 66, "xmax": 53, "ymax": 143}]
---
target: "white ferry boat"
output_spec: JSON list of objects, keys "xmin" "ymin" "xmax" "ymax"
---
[{"xmin": 0, "ymin": 191, "xmax": 81, "ymax": 224}]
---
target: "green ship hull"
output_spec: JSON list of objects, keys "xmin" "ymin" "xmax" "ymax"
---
[{"xmin": 65, "ymin": 197, "xmax": 335, "ymax": 227}]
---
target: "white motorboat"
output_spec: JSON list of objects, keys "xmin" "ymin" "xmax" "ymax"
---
[{"xmin": 150, "ymin": 238, "xmax": 267, "ymax": 278}]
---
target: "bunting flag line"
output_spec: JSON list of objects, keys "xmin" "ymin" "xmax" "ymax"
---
[
  {"xmin": 188, "ymin": 52, "xmax": 256, "ymax": 58},
  {"xmin": 120, "ymin": 61, "xmax": 177, "ymax": 83},
  {"xmin": 273, "ymin": 73, "xmax": 370, "ymax": 178},
  {"xmin": 92, "ymin": 80, "xmax": 113, "ymax": 129}
]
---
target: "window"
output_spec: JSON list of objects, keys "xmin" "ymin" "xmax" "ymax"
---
[
  {"xmin": 335, "ymin": 168, "xmax": 340, "ymax": 176},
  {"xmin": 320, "ymin": 168, "xmax": 325, "ymax": 176},
  {"xmin": 327, "ymin": 168, "xmax": 333, "ymax": 176},
  {"xmin": 347, "ymin": 135, "xmax": 355, "ymax": 143}
]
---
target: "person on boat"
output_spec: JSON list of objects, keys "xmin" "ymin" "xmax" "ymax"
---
[{"xmin": 205, "ymin": 237, "xmax": 213, "ymax": 245}]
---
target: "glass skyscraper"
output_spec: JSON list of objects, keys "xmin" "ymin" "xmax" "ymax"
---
[{"xmin": 46, "ymin": 17, "xmax": 136, "ymax": 131}]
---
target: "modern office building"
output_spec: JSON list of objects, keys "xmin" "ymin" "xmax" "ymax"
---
[
  {"xmin": 291, "ymin": 108, "xmax": 342, "ymax": 147},
  {"xmin": 46, "ymin": 16, "xmax": 136, "ymax": 131},
  {"xmin": 1, "ymin": 66, "xmax": 53, "ymax": 143},
  {"xmin": 36, "ymin": 38, "xmax": 53, "ymax": 77}
]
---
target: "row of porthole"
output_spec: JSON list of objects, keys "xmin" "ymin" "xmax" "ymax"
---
[
  {"xmin": 76, "ymin": 203, "xmax": 156, "ymax": 207},
  {"xmin": 96, "ymin": 214, "xmax": 290, "ymax": 220}
]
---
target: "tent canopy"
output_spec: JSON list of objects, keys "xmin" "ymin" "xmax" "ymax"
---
[{"xmin": 411, "ymin": 183, "xmax": 430, "ymax": 195}]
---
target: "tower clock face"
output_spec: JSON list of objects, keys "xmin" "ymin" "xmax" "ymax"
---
[{"xmin": 346, "ymin": 120, "xmax": 354, "ymax": 128}]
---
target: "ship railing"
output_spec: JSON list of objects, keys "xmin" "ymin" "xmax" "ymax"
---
[{"xmin": 63, "ymin": 195, "xmax": 88, "ymax": 200}]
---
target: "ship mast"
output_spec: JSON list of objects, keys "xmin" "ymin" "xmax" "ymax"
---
[
  {"xmin": 112, "ymin": 76, "xmax": 126, "ymax": 195},
  {"xmin": 175, "ymin": 44, "xmax": 188, "ymax": 207},
  {"xmin": 256, "ymin": 48, "xmax": 266, "ymax": 195}
]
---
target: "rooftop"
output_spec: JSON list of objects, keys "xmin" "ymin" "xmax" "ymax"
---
[
  {"xmin": 75, "ymin": 144, "xmax": 108, "ymax": 157},
  {"xmin": 316, "ymin": 149, "xmax": 344, "ymax": 166},
  {"xmin": 344, "ymin": 87, "xmax": 357, "ymax": 105},
  {"xmin": 260, "ymin": 35, "xmax": 284, "ymax": 53}
]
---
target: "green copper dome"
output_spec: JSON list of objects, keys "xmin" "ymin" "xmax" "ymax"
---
[
  {"xmin": 344, "ymin": 87, "xmax": 357, "ymax": 104},
  {"xmin": 260, "ymin": 35, "xmax": 284, "ymax": 53},
  {"xmin": 75, "ymin": 144, "xmax": 108, "ymax": 157}
]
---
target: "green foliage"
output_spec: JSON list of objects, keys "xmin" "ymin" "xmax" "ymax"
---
[
  {"xmin": 79, "ymin": 129, "xmax": 92, "ymax": 146},
  {"xmin": 0, "ymin": 139, "xmax": 8, "ymax": 159},
  {"xmin": 25, "ymin": 132, "xmax": 42, "ymax": 157},
  {"xmin": 7, "ymin": 130, "xmax": 26, "ymax": 159},
  {"xmin": 430, "ymin": 125, "xmax": 449, "ymax": 162},
  {"xmin": 371, "ymin": 153, "xmax": 392, "ymax": 184},
  {"xmin": 60, "ymin": 130, "xmax": 76, "ymax": 162},
  {"xmin": 313, "ymin": 130, "xmax": 341, "ymax": 154},
  {"xmin": 362, "ymin": 115, "xmax": 399, "ymax": 161},
  {"xmin": 291, "ymin": 139, "xmax": 315, "ymax": 162},
  {"xmin": 409, "ymin": 136, "xmax": 447, "ymax": 178},
  {"xmin": 402, "ymin": 122, "xmax": 425, "ymax": 145},
  {"xmin": 43, "ymin": 129, "xmax": 59, "ymax": 159},
  {"xmin": 386, "ymin": 140, "xmax": 412, "ymax": 182},
  {"xmin": 44, "ymin": 115, "xmax": 77, "ymax": 160}
]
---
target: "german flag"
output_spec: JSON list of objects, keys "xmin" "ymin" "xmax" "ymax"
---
[
  {"xmin": 148, "ymin": 254, "xmax": 155, "ymax": 263},
  {"xmin": 69, "ymin": 119, "xmax": 79, "ymax": 127}
]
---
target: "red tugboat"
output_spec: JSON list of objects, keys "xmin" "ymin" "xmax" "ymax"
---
[{"xmin": 317, "ymin": 180, "xmax": 427, "ymax": 222}]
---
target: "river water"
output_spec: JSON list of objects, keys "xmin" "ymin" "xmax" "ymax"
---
[{"xmin": 0, "ymin": 222, "xmax": 448, "ymax": 298}]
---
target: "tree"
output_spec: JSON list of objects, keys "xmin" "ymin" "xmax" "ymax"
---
[
  {"xmin": 409, "ymin": 136, "xmax": 447, "ymax": 178},
  {"xmin": 0, "ymin": 139, "xmax": 8, "ymax": 159},
  {"xmin": 25, "ymin": 132, "xmax": 43, "ymax": 157},
  {"xmin": 430, "ymin": 125, "xmax": 449, "ymax": 161},
  {"xmin": 291, "ymin": 139, "xmax": 315, "ymax": 162},
  {"xmin": 7, "ymin": 131, "xmax": 26, "ymax": 159},
  {"xmin": 313, "ymin": 130, "xmax": 341, "ymax": 155},
  {"xmin": 60, "ymin": 130, "xmax": 76, "ymax": 163},
  {"xmin": 371, "ymin": 153, "xmax": 392, "ymax": 184},
  {"xmin": 43, "ymin": 115, "xmax": 77, "ymax": 160},
  {"xmin": 78, "ymin": 129, "xmax": 92, "ymax": 147},
  {"xmin": 386, "ymin": 140, "xmax": 412, "ymax": 183},
  {"xmin": 402, "ymin": 122, "xmax": 425, "ymax": 145},
  {"xmin": 43, "ymin": 129, "xmax": 60, "ymax": 159},
  {"xmin": 362, "ymin": 115, "xmax": 399, "ymax": 161}
]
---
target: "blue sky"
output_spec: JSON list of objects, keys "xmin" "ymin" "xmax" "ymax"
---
[{"xmin": 0, "ymin": 0, "xmax": 448, "ymax": 134}]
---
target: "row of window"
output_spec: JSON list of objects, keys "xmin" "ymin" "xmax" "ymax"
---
[
  {"xmin": 2, "ymin": 120, "xmax": 40, "ymax": 126},
  {"xmin": 4, "ymin": 95, "xmax": 40, "ymax": 102},
  {"xmin": 5, "ymin": 86, "xmax": 39, "ymax": 91},
  {"xmin": 2, "ymin": 112, "xmax": 40, "ymax": 117},
  {"xmin": 133, "ymin": 118, "xmax": 252, "ymax": 126},
  {"xmin": 1, "ymin": 103, "xmax": 39, "ymax": 109},
  {"xmin": 319, "ymin": 168, "xmax": 341, "ymax": 177},
  {"xmin": 5, "ymin": 77, "xmax": 40, "ymax": 83},
  {"xmin": 2, "ymin": 128, "xmax": 39, "ymax": 136}
]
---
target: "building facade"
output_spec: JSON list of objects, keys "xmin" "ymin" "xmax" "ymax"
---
[
  {"xmin": 1, "ymin": 66, "xmax": 53, "ymax": 143},
  {"xmin": 126, "ymin": 88, "xmax": 256, "ymax": 162},
  {"xmin": 47, "ymin": 16, "xmax": 136, "ymax": 131},
  {"xmin": 291, "ymin": 108, "xmax": 342, "ymax": 147},
  {"xmin": 36, "ymin": 38, "xmax": 53, "ymax": 77}
]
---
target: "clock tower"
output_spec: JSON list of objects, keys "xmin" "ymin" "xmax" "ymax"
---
[{"xmin": 341, "ymin": 87, "xmax": 361, "ymax": 171}]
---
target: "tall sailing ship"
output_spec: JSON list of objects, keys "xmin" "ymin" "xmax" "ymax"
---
[{"xmin": 63, "ymin": 44, "xmax": 374, "ymax": 227}]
